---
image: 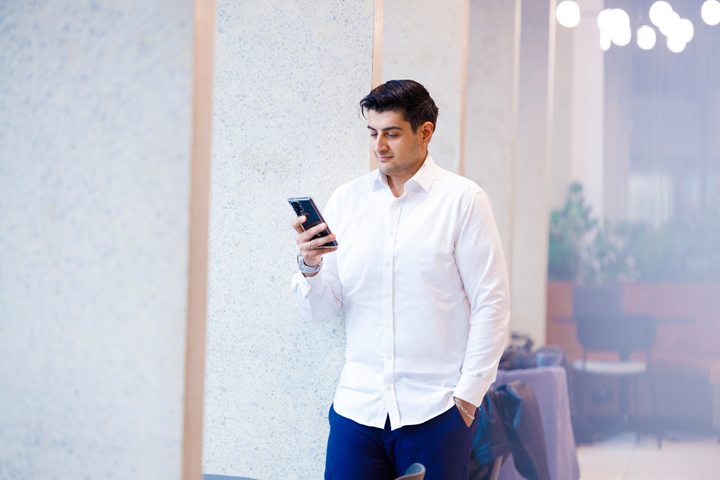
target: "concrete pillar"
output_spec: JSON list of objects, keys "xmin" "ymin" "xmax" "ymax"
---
[
  {"xmin": 0, "ymin": 1, "xmax": 211, "ymax": 478},
  {"xmin": 570, "ymin": 0, "xmax": 605, "ymax": 221},
  {"xmin": 604, "ymin": 15, "xmax": 633, "ymax": 225},
  {"xmin": 465, "ymin": 0, "xmax": 522, "ymax": 280},
  {"xmin": 511, "ymin": 0, "xmax": 557, "ymax": 345},
  {"xmin": 382, "ymin": 0, "xmax": 469, "ymax": 173},
  {"xmin": 202, "ymin": 1, "xmax": 376, "ymax": 478},
  {"xmin": 550, "ymin": 16, "xmax": 575, "ymax": 210},
  {"xmin": 551, "ymin": 0, "xmax": 605, "ymax": 217}
]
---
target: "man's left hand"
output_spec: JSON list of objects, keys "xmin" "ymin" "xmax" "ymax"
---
[{"xmin": 454, "ymin": 397, "xmax": 477, "ymax": 427}]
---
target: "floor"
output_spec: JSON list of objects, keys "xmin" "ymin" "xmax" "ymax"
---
[{"xmin": 576, "ymin": 431, "xmax": 720, "ymax": 480}]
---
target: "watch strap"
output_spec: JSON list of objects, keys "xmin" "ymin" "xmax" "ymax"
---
[{"xmin": 297, "ymin": 252, "xmax": 323, "ymax": 274}]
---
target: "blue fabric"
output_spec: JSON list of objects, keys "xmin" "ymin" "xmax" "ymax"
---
[{"xmin": 325, "ymin": 404, "xmax": 478, "ymax": 480}]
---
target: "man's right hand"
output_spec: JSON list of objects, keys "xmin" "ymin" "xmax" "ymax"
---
[{"xmin": 292, "ymin": 215, "xmax": 339, "ymax": 277}]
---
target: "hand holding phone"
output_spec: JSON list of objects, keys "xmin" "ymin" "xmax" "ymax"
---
[
  {"xmin": 288, "ymin": 197, "xmax": 338, "ymax": 248},
  {"xmin": 289, "ymin": 197, "xmax": 339, "ymax": 275}
]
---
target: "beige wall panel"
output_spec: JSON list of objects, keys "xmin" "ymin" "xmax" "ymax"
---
[
  {"xmin": 382, "ymin": 0, "xmax": 468, "ymax": 173},
  {"xmin": 0, "ymin": 1, "xmax": 197, "ymax": 478},
  {"xmin": 511, "ymin": 0, "xmax": 555, "ymax": 345},
  {"xmin": 465, "ymin": 0, "xmax": 521, "ymax": 275},
  {"xmin": 203, "ymin": 1, "xmax": 375, "ymax": 478}
]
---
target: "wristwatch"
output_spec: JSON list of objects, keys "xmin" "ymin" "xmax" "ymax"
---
[{"xmin": 297, "ymin": 252, "xmax": 323, "ymax": 274}]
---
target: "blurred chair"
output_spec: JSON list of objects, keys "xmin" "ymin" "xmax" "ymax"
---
[
  {"xmin": 395, "ymin": 462, "xmax": 426, "ymax": 480},
  {"xmin": 571, "ymin": 285, "xmax": 661, "ymax": 447}
]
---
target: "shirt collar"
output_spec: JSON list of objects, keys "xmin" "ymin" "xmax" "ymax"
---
[{"xmin": 370, "ymin": 154, "xmax": 437, "ymax": 194}]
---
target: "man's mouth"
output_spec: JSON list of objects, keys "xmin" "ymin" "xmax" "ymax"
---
[{"xmin": 377, "ymin": 154, "xmax": 393, "ymax": 162}]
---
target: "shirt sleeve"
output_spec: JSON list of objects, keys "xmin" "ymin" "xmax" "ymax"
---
[
  {"xmin": 452, "ymin": 190, "xmax": 511, "ymax": 407},
  {"xmin": 290, "ymin": 193, "xmax": 344, "ymax": 324}
]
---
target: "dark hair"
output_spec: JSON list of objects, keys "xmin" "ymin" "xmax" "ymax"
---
[{"xmin": 359, "ymin": 80, "xmax": 439, "ymax": 132}]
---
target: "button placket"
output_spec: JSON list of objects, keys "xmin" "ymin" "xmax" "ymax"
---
[{"xmin": 381, "ymin": 197, "xmax": 403, "ymax": 426}]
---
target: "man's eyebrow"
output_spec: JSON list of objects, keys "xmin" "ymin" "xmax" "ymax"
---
[{"xmin": 367, "ymin": 125, "xmax": 402, "ymax": 132}]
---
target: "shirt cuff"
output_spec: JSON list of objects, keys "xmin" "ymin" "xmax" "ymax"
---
[
  {"xmin": 291, "ymin": 269, "xmax": 325, "ymax": 298},
  {"xmin": 454, "ymin": 373, "xmax": 492, "ymax": 408}
]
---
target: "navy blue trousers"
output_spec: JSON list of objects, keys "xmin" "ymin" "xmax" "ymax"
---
[{"xmin": 325, "ymin": 405, "xmax": 478, "ymax": 480}]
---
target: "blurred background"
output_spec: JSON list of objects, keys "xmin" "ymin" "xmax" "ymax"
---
[{"xmin": 1, "ymin": 0, "xmax": 719, "ymax": 479}]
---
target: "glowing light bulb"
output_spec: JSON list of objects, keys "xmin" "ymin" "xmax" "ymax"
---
[
  {"xmin": 667, "ymin": 35, "xmax": 687, "ymax": 53},
  {"xmin": 676, "ymin": 18, "xmax": 694, "ymax": 43},
  {"xmin": 600, "ymin": 30, "xmax": 612, "ymax": 51},
  {"xmin": 612, "ymin": 26, "xmax": 632, "ymax": 46},
  {"xmin": 597, "ymin": 8, "xmax": 631, "ymax": 48},
  {"xmin": 649, "ymin": 1, "xmax": 674, "ymax": 28},
  {"xmin": 702, "ymin": 0, "xmax": 720, "ymax": 26},
  {"xmin": 556, "ymin": 1, "xmax": 581, "ymax": 28},
  {"xmin": 637, "ymin": 25, "xmax": 657, "ymax": 50},
  {"xmin": 597, "ymin": 8, "xmax": 613, "ymax": 31},
  {"xmin": 658, "ymin": 11, "xmax": 680, "ymax": 37}
]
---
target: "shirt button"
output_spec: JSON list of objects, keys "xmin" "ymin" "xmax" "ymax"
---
[
  {"xmin": 394, "ymin": 202, "xmax": 400, "ymax": 207},
  {"xmin": 385, "ymin": 292, "xmax": 390, "ymax": 297},
  {"xmin": 385, "ymin": 261, "xmax": 391, "ymax": 266},
  {"xmin": 386, "ymin": 355, "xmax": 392, "ymax": 360},
  {"xmin": 381, "ymin": 404, "xmax": 386, "ymax": 410},
  {"xmin": 386, "ymin": 323, "xmax": 391, "ymax": 329},
  {"xmin": 386, "ymin": 385, "xmax": 392, "ymax": 390},
  {"xmin": 389, "ymin": 231, "xmax": 394, "ymax": 236}
]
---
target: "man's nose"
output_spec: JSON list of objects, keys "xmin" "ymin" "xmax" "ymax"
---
[{"xmin": 374, "ymin": 136, "xmax": 388, "ymax": 153}]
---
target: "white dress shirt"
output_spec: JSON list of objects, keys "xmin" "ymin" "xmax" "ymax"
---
[{"xmin": 292, "ymin": 155, "xmax": 510, "ymax": 430}]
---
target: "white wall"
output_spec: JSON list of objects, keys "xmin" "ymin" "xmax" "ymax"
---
[
  {"xmin": 465, "ymin": 0, "xmax": 520, "ymax": 278},
  {"xmin": 202, "ymin": 1, "xmax": 375, "ymax": 478},
  {"xmin": 511, "ymin": 0, "xmax": 555, "ymax": 345},
  {"xmin": 383, "ymin": 0, "xmax": 468, "ymax": 173},
  {"xmin": 0, "ymin": 1, "xmax": 196, "ymax": 478},
  {"xmin": 569, "ymin": 0, "xmax": 605, "ymax": 221}
]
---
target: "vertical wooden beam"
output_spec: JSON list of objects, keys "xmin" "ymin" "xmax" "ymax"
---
[
  {"xmin": 182, "ymin": 0, "xmax": 214, "ymax": 478},
  {"xmin": 370, "ymin": 0, "xmax": 384, "ymax": 171}
]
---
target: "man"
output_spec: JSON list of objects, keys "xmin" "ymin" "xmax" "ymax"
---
[{"xmin": 291, "ymin": 80, "xmax": 510, "ymax": 480}]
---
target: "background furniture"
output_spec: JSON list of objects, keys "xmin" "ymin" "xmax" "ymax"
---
[
  {"xmin": 395, "ymin": 462, "xmax": 426, "ymax": 480},
  {"xmin": 547, "ymin": 282, "xmax": 717, "ymax": 436},
  {"xmin": 572, "ymin": 285, "xmax": 661, "ymax": 446},
  {"xmin": 493, "ymin": 367, "xmax": 580, "ymax": 480}
]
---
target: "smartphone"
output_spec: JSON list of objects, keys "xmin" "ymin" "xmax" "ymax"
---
[{"xmin": 288, "ymin": 196, "xmax": 339, "ymax": 248}]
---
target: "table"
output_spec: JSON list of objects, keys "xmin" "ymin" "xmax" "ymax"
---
[{"xmin": 492, "ymin": 367, "xmax": 580, "ymax": 480}]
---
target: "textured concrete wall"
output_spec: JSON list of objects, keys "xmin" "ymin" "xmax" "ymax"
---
[
  {"xmin": 511, "ymin": 0, "xmax": 555, "ymax": 345},
  {"xmin": 465, "ymin": 0, "xmax": 520, "ymax": 276},
  {"xmin": 465, "ymin": 0, "xmax": 556, "ymax": 346},
  {"xmin": 383, "ymin": 0, "xmax": 468, "ymax": 173},
  {"xmin": 0, "ymin": 1, "xmax": 195, "ymax": 478},
  {"xmin": 202, "ymin": 1, "xmax": 375, "ymax": 478}
]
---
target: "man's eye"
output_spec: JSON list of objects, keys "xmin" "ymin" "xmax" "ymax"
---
[
  {"xmin": 387, "ymin": 134, "xmax": 398, "ymax": 138},
  {"xmin": 370, "ymin": 133, "xmax": 378, "ymax": 138}
]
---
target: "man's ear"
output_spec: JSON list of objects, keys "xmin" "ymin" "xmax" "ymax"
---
[{"xmin": 421, "ymin": 121, "xmax": 434, "ymax": 145}]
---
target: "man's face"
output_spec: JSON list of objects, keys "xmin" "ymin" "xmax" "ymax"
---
[{"xmin": 367, "ymin": 109, "xmax": 431, "ymax": 184}]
